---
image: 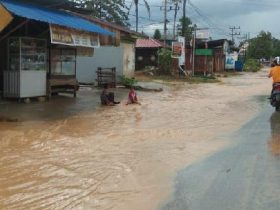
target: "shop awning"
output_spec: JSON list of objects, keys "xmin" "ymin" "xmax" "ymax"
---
[{"xmin": 0, "ymin": 0, "xmax": 114, "ymax": 36}]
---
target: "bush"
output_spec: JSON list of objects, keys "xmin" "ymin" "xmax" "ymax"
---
[
  {"xmin": 119, "ymin": 75, "xmax": 137, "ymax": 87},
  {"xmin": 243, "ymin": 59, "xmax": 262, "ymax": 72},
  {"xmin": 158, "ymin": 48, "xmax": 172, "ymax": 75}
]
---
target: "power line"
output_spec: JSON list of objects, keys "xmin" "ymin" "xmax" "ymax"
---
[{"xmin": 186, "ymin": 3, "xmax": 230, "ymax": 37}]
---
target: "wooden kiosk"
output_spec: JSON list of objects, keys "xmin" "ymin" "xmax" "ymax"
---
[{"xmin": 0, "ymin": 0, "xmax": 113, "ymax": 100}]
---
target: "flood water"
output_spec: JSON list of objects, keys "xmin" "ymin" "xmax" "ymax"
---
[{"xmin": 0, "ymin": 70, "xmax": 273, "ymax": 210}]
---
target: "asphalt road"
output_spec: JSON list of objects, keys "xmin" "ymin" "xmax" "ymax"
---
[{"xmin": 160, "ymin": 105, "xmax": 280, "ymax": 210}]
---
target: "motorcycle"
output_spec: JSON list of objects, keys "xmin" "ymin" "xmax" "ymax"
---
[{"xmin": 270, "ymin": 83, "xmax": 280, "ymax": 111}]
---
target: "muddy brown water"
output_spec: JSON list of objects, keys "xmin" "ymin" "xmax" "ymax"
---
[{"xmin": 0, "ymin": 69, "xmax": 272, "ymax": 210}]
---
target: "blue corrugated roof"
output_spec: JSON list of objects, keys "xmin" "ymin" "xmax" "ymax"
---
[{"xmin": 0, "ymin": 0, "xmax": 114, "ymax": 36}]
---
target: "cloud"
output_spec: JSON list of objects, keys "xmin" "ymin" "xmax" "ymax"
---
[{"xmin": 128, "ymin": 0, "xmax": 280, "ymax": 39}]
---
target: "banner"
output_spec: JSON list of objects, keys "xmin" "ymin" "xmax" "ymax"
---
[
  {"xmin": 172, "ymin": 37, "xmax": 185, "ymax": 66},
  {"xmin": 225, "ymin": 52, "xmax": 238, "ymax": 69},
  {"xmin": 50, "ymin": 24, "xmax": 99, "ymax": 48},
  {"xmin": 178, "ymin": 36, "xmax": 185, "ymax": 66},
  {"xmin": 172, "ymin": 42, "xmax": 182, "ymax": 58}
]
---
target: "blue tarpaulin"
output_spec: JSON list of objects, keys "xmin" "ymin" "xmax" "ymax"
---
[{"xmin": 0, "ymin": 0, "xmax": 114, "ymax": 36}]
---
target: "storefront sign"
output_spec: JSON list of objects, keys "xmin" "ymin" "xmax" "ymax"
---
[
  {"xmin": 50, "ymin": 24, "xmax": 99, "ymax": 48},
  {"xmin": 0, "ymin": 4, "xmax": 13, "ymax": 32}
]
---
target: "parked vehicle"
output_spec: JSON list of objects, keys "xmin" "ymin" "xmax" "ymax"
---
[{"xmin": 270, "ymin": 83, "xmax": 280, "ymax": 111}]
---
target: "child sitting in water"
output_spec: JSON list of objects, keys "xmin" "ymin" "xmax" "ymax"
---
[{"xmin": 126, "ymin": 86, "xmax": 141, "ymax": 105}]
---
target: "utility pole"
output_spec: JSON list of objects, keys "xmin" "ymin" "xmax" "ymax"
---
[
  {"xmin": 160, "ymin": 0, "xmax": 168, "ymax": 46},
  {"xmin": 229, "ymin": 26, "xmax": 240, "ymax": 43},
  {"xmin": 172, "ymin": 2, "xmax": 180, "ymax": 39},
  {"xmin": 182, "ymin": 0, "xmax": 187, "ymax": 37},
  {"xmin": 160, "ymin": 0, "xmax": 174, "ymax": 46},
  {"xmin": 192, "ymin": 24, "xmax": 197, "ymax": 76}
]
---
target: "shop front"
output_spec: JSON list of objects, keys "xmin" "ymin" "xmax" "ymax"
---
[{"xmin": 0, "ymin": 0, "xmax": 113, "ymax": 99}]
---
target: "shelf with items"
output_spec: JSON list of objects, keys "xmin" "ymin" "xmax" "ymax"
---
[
  {"xmin": 8, "ymin": 37, "xmax": 47, "ymax": 72},
  {"xmin": 5, "ymin": 37, "xmax": 48, "ymax": 98}
]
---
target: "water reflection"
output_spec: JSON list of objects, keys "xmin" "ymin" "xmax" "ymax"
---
[{"xmin": 269, "ymin": 112, "xmax": 280, "ymax": 156}]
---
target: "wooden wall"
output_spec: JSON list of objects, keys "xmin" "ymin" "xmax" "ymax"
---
[{"xmin": 185, "ymin": 48, "xmax": 225, "ymax": 74}]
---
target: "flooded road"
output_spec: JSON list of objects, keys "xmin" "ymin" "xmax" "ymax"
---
[{"xmin": 0, "ymin": 69, "xmax": 272, "ymax": 210}]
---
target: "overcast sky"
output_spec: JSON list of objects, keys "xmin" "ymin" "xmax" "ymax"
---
[{"xmin": 127, "ymin": 0, "xmax": 280, "ymax": 41}]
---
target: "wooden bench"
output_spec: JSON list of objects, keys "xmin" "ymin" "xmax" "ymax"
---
[
  {"xmin": 47, "ymin": 78, "xmax": 79, "ymax": 99},
  {"xmin": 96, "ymin": 67, "xmax": 116, "ymax": 88}
]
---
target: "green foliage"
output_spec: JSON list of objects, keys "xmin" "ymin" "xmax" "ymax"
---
[
  {"xmin": 272, "ymin": 38, "xmax": 280, "ymax": 57},
  {"xmin": 178, "ymin": 17, "xmax": 193, "ymax": 42},
  {"xmin": 247, "ymin": 31, "xmax": 273, "ymax": 59},
  {"xmin": 72, "ymin": 0, "xmax": 129, "ymax": 26},
  {"xmin": 153, "ymin": 29, "xmax": 161, "ymax": 40},
  {"xmin": 119, "ymin": 76, "xmax": 137, "ymax": 87},
  {"xmin": 243, "ymin": 59, "xmax": 261, "ymax": 72},
  {"xmin": 158, "ymin": 48, "xmax": 172, "ymax": 75}
]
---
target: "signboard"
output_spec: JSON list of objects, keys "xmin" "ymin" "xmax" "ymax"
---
[
  {"xmin": 225, "ymin": 52, "xmax": 238, "ymax": 69},
  {"xmin": 178, "ymin": 36, "xmax": 185, "ymax": 66},
  {"xmin": 0, "ymin": 4, "xmax": 13, "ymax": 32},
  {"xmin": 172, "ymin": 42, "xmax": 182, "ymax": 58},
  {"xmin": 196, "ymin": 29, "xmax": 210, "ymax": 40},
  {"xmin": 50, "ymin": 24, "xmax": 100, "ymax": 48},
  {"xmin": 195, "ymin": 49, "xmax": 213, "ymax": 56},
  {"xmin": 172, "ymin": 36, "xmax": 185, "ymax": 66}
]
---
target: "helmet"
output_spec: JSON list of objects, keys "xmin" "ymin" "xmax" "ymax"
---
[{"xmin": 274, "ymin": 57, "xmax": 280, "ymax": 65}]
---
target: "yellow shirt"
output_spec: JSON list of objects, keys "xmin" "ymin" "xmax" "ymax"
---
[{"xmin": 269, "ymin": 66, "xmax": 280, "ymax": 83}]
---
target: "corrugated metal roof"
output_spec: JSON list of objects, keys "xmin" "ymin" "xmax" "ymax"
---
[
  {"xmin": 136, "ymin": 38, "xmax": 164, "ymax": 48},
  {"xmin": 0, "ymin": 0, "xmax": 114, "ymax": 36}
]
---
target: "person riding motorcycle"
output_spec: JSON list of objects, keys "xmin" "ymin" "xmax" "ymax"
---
[
  {"xmin": 268, "ymin": 59, "xmax": 280, "ymax": 111},
  {"xmin": 268, "ymin": 59, "xmax": 280, "ymax": 88}
]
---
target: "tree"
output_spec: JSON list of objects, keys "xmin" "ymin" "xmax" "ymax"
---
[
  {"xmin": 178, "ymin": 17, "xmax": 193, "ymax": 42},
  {"xmin": 21, "ymin": 0, "xmax": 130, "ymax": 26},
  {"xmin": 74, "ymin": 0, "xmax": 129, "ymax": 26},
  {"xmin": 272, "ymin": 38, "xmax": 280, "ymax": 57},
  {"xmin": 153, "ymin": 29, "xmax": 162, "ymax": 40},
  {"xmin": 247, "ymin": 31, "xmax": 273, "ymax": 59},
  {"xmin": 129, "ymin": 0, "xmax": 150, "ymax": 32}
]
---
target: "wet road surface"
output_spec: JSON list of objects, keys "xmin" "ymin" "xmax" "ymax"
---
[
  {"xmin": 0, "ymin": 70, "xmax": 273, "ymax": 210},
  {"xmin": 160, "ymin": 106, "xmax": 280, "ymax": 210}
]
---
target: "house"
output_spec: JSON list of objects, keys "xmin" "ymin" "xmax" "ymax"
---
[
  {"xmin": 185, "ymin": 39, "xmax": 233, "ymax": 74},
  {"xmin": 0, "ymin": 0, "xmax": 115, "ymax": 99},
  {"xmin": 135, "ymin": 38, "xmax": 164, "ymax": 70},
  {"xmin": 70, "ymin": 14, "xmax": 145, "ymax": 85}
]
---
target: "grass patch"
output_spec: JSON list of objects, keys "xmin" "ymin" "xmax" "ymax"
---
[{"xmin": 243, "ymin": 59, "xmax": 261, "ymax": 72}]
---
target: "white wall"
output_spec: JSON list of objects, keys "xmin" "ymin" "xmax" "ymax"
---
[
  {"xmin": 121, "ymin": 43, "xmax": 135, "ymax": 78},
  {"xmin": 76, "ymin": 43, "xmax": 136, "ymax": 84},
  {"xmin": 76, "ymin": 46, "xmax": 124, "ymax": 84}
]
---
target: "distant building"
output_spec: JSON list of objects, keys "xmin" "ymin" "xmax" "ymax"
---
[
  {"xmin": 135, "ymin": 38, "xmax": 164, "ymax": 70},
  {"xmin": 185, "ymin": 39, "xmax": 234, "ymax": 74}
]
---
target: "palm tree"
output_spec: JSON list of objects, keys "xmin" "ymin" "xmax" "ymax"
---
[{"xmin": 130, "ymin": 0, "xmax": 150, "ymax": 32}]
